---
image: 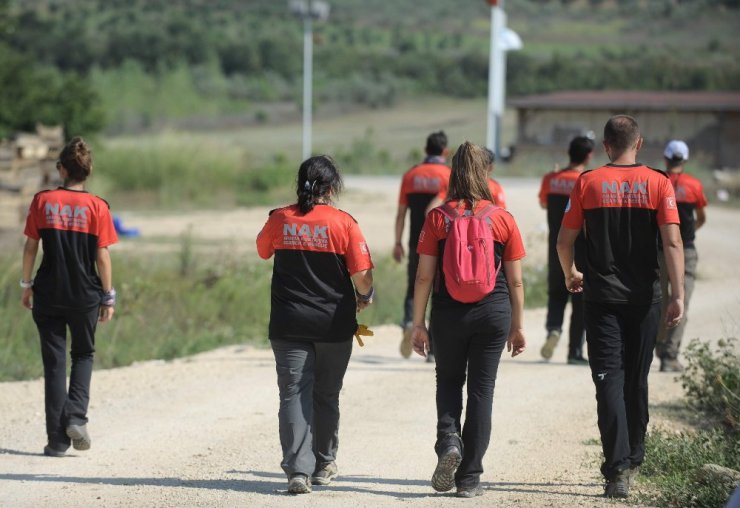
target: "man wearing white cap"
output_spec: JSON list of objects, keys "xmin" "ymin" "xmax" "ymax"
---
[{"xmin": 656, "ymin": 140, "xmax": 708, "ymax": 372}]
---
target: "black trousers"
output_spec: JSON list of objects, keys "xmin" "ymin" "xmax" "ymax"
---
[
  {"xmin": 431, "ymin": 300, "xmax": 510, "ymax": 488},
  {"xmin": 33, "ymin": 305, "xmax": 98, "ymax": 446},
  {"xmin": 546, "ymin": 246, "xmax": 585, "ymax": 358},
  {"xmin": 584, "ymin": 300, "xmax": 660, "ymax": 480}
]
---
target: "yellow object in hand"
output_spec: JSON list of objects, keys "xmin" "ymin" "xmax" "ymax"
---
[{"xmin": 354, "ymin": 324, "xmax": 374, "ymax": 347}]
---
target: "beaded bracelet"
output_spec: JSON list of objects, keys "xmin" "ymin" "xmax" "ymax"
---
[{"xmin": 101, "ymin": 288, "xmax": 117, "ymax": 307}]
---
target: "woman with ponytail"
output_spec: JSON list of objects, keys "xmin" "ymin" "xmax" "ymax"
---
[
  {"xmin": 21, "ymin": 137, "xmax": 117, "ymax": 457},
  {"xmin": 412, "ymin": 142, "xmax": 527, "ymax": 498},
  {"xmin": 256, "ymin": 155, "xmax": 374, "ymax": 494}
]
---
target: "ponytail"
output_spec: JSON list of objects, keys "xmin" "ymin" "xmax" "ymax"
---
[{"xmin": 296, "ymin": 155, "xmax": 343, "ymax": 214}]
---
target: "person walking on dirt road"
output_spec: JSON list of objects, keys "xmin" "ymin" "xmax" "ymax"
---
[
  {"xmin": 257, "ymin": 155, "xmax": 374, "ymax": 495},
  {"xmin": 557, "ymin": 115, "xmax": 684, "ymax": 499},
  {"xmin": 655, "ymin": 140, "xmax": 708, "ymax": 372},
  {"xmin": 538, "ymin": 136, "xmax": 594, "ymax": 365},
  {"xmin": 394, "ymin": 131, "xmax": 450, "ymax": 362},
  {"xmin": 21, "ymin": 137, "xmax": 118, "ymax": 457},
  {"xmin": 411, "ymin": 141, "xmax": 527, "ymax": 498}
]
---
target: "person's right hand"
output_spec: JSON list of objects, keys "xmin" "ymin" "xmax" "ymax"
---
[
  {"xmin": 99, "ymin": 305, "xmax": 115, "ymax": 322},
  {"xmin": 565, "ymin": 269, "xmax": 584, "ymax": 293},
  {"xmin": 411, "ymin": 325, "xmax": 430, "ymax": 358},
  {"xmin": 392, "ymin": 243, "xmax": 405, "ymax": 263},
  {"xmin": 665, "ymin": 298, "xmax": 684, "ymax": 328},
  {"xmin": 21, "ymin": 287, "xmax": 33, "ymax": 310}
]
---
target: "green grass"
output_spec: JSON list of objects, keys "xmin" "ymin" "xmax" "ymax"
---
[{"xmin": 639, "ymin": 428, "xmax": 739, "ymax": 508}]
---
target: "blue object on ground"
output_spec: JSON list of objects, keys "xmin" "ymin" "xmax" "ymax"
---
[{"xmin": 113, "ymin": 215, "xmax": 140, "ymax": 238}]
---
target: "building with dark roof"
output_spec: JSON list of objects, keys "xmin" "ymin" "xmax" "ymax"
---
[{"xmin": 509, "ymin": 91, "xmax": 740, "ymax": 168}]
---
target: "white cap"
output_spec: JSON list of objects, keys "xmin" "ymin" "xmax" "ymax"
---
[{"xmin": 664, "ymin": 140, "xmax": 689, "ymax": 161}]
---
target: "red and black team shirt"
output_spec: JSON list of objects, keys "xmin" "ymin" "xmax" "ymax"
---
[
  {"xmin": 562, "ymin": 164, "xmax": 680, "ymax": 305},
  {"xmin": 398, "ymin": 158, "xmax": 450, "ymax": 251},
  {"xmin": 539, "ymin": 168, "xmax": 586, "ymax": 258},
  {"xmin": 417, "ymin": 199, "xmax": 526, "ymax": 308},
  {"xmin": 257, "ymin": 204, "xmax": 374, "ymax": 343},
  {"xmin": 488, "ymin": 178, "xmax": 507, "ymax": 209},
  {"xmin": 668, "ymin": 172, "xmax": 707, "ymax": 247},
  {"xmin": 24, "ymin": 188, "xmax": 118, "ymax": 311}
]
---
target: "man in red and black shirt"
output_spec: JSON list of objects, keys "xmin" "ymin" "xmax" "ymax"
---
[
  {"xmin": 393, "ymin": 131, "xmax": 450, "ymax": 359},
  {"xmin": 655, "ymin": 140, "xmax": 708, "ymax": 372},
  {"xmin": 538, "ymin": 136, "xmax": 594, "ymax": 364},
  {"xmin": 557, "ymin": 116, "xmax": 684, "ymax": 499}
]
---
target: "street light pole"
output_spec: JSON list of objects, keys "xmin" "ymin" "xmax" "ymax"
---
[
  {"xmin": 290, "ymin": 0, "xmax": 329, "ymax": 162},
  {"xmin": 302, "ymin": 3, "xmax": 313, "ymax": 161}
]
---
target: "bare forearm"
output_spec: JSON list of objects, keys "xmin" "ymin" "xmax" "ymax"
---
[
  {"xmin": 504, "ymin": 260, "xmax": 524, "ymax": 330},
  {"xmin": 556, "ymin": 238, "xmax": 575, "ymax": 277},
  {"xmin": 22, "ymin": 239, "xmax": 39, "ymax": 280},
  {"xmin": 394, "ymin": 208, "xmax": 406, "ymax": 245},
  {"xmin": 412, "ymin": 277, "xmax": 432, "ymax": 327},
  {"xmin": 663, "ymin": 243, "xmax": 684, "ymax": 301},
  {"xmin": 96, "ymin": 247, "xmax": 113, "ymax": 292},
  {"xmin": 351, "ymin": 269, "xmax": 373, "ymax": 295}
]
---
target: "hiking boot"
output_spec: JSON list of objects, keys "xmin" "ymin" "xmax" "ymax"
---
[
  {"xmin": 567, "ymin": 355, "xmax": 589, "ymax": 366},
  {"xmin": 456, "ymin": 485, "xmax": 484, "ymax": 498},
  {"xmin": 604, "ymin": 469, "xmax": 630, "ymax": 498},
  {"xmin": 431, "ymin": 446, "xmax": 462, "ymax": 492},
  {"xmin": 43, "ymin": 442, "xmax": 69, "ymax": 457},
  {"xmin": 626, "ymin": 465, "xmax": 640, "ymax": 487},
  {"xmin": 66, "ymin": 424, "xmax": 91, "ymax": 451},
  {"xmin": 660, "ymin": 358, "xmax": 684, "ymax": 372},
  {"xmin": 288, "ymin": 474, "xmax": 312, "ymax": 494},
  {"xmin": 540, "ymin": 330, "xmax": 560, "ymax": 360},
  {"xmin": 312, "ymin": 462, "xmax": 338, "ymax": 486},
  {"xmin": 400, "ymin": 324, "xmax": 413, "ymax": 359}
]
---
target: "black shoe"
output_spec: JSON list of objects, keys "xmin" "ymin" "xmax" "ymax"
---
[
  {"xmin": 43, "ymin": 442, "xmax": 69, "ymax": 457},
  {"xmin": 456, "ymin": 485, "xmax": 484, "ymax": 498},
  {"xmin": 431, "ymin": 446, "xmax": 462, "ymax": 492},
  {"xmin": 66, "ymin": 424, "xmax": 91, "ymax": 451},
  {"xmin": 567, "ymin": 355, "xmax": 589, "ymax": 366},
  {"xmin": 604, "ymin": 469, "xmax": 630, "ymax": 498},
  {"xmin": 660, "ymin": 358, "xmax": 684, "ymax": 372}
]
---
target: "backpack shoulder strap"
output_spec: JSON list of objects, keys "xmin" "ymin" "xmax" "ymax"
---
[
  {"xmin": 437, "ymin": 203, "xmax": 460, "ymax": 221},
  {"xmin": 474, "ymin": 204, "xmax": 498, "ymax": 219}
]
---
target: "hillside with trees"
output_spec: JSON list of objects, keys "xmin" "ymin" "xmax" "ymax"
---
[{"xmin": 1, "ymin": 0, "xmax": 738, "ymax": 136}]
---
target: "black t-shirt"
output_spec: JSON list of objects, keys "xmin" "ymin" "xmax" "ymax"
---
[
  {"xmin": 24, "ymin": 188, "xmax": 118, "ymax": 311},
  {"xmin": 257, "ymin": 204, "xmax": 374, "ymax": 343}
]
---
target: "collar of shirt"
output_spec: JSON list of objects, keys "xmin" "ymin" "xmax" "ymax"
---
[{"xmin": 424, "ymin": 155, "xmax": 446, "ymax": 165}]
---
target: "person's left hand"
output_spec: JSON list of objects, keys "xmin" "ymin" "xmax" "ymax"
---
[
  {"xmin": 506, "ymin": 328, "xmax": 526, "ymax": 357},
  {"xmin": 565, "ymin": 269, "xmax": 584, "ymax": 293},
  {"xmin": 21, "ymin": 287, "xmax": 33, "ymax": 309},
  {"xmin": 99, "ymin": 305, "xmax": 115, "ymax": 322},
  {"xmin": 411, "ymin": 325, "xmax": 430, "ymax": 358}
]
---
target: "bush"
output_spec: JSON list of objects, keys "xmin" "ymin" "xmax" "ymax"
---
[{"xmin": 680, "ymin": 338, "xmax": 740, "ymax": 432}]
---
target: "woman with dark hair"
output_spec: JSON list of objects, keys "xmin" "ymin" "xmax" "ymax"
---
[
  {"xmin": 257, "ymin": 155, "xmax": 374, "ymax": 495},
  {"xmin": 412, "ymin": 142, "xmax": 527, "ymax": 498},
  {"xmin": 21, "ymin": 136, "xmax": 117, "ymax": 457}
]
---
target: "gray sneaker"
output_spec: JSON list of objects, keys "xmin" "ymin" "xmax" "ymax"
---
[
  {"xmin": 43, "ymin": 442, "xmax": 69, "ymax": 457},
  {"xmin": 431, "ymin": 446, "xmax": 462, "ymax": 492},
  {"xmin": 604, "ymin": 469, "xmax": 630, "ymax": 498},
  {"xmin": 312, "ymin": 462, "xmax": 338, "ymax": 486},
  {"xmin": 626, "ymin": 465, "xmax": 640, "ymax": 487},
  {"xmin": 288, "ymin": 474, "xmax": 312, "ymax": 494},
  {"xmin": 456, "ymin": 485, "xmax": 484, "ymax": 498},
  {"xmin": 660, "ymin": 359, "xmax": 684, "ymax": 372},
  {"xmin": 66, "ymin": 424, "xmax": 91, "ymax": 451},
  {"xmin": 540, "ymin": 330, "xmax": 560, "ymax": 360}
]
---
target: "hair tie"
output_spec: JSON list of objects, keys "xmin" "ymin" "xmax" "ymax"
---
[
  {"xmin": 311, "ymin": 180, "xmax": 317, "ymax": 193},
  {"xmin": 304, "ymin": 180, "xmax": 311, "ymax": 191}
]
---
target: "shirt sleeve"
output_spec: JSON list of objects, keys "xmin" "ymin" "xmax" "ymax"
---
[
  {"xmin": 694, "ymin": 179, "xmax": 708, "ymax": 209},
  {"xmin": 398, "ymin": 174, "xmax": 410, "ymax": 206},
  {"xmin": 538, "ymin": 174, "xmax": 548, "ymax": 207},
  {"xmin": 561, "ymin": 177, "xmax": 585, "ymax": 230},
  {"xmin": 657, "ymin": 176, "xmax": 681, "ymax": 226},
  {"xmin": 23, "ymin": 196, "xmax": 40, "ymax": 240},
  {"xmin": 416, "ymin": 209, "xmax": 445, "ymax": 256},
  {"xmin": 96, "ymin": 201, "xmax": 118, "ymax": 248},
  {"xmin": 500, "ymin": 213, "xmax": 526, "ymax": 261},
  {"xmin": 344, "ymin": 220, "xmax": 374, "ymax": 274},
  {"xmin": 256, "ymin": 214, "xmax": 277, "ymax": 259}
]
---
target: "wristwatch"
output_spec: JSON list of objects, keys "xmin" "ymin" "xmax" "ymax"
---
[{"xmin": 20, "ymin": 279, "xmax": 33, "ymax": 289}]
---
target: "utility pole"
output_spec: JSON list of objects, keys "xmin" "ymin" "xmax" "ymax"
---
[
  {"xmin": 289, "ymin": 0, "xmax": 330, "ymax": 161},
  {"xmin": 485, "ymin": 0, "xmax": 521, "ymax": 159}
]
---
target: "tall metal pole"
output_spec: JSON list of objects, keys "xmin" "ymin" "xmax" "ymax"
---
[
  {"xmin": 486, "ymin": 0, "xmax": 504, "ymax": 156},
  {"xmin": 302, "ymin": 3, "xmax": 313, "ymax": 161}
]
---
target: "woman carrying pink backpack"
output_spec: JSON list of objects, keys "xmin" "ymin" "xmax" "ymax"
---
[{"xmin": 411, "ymin": 141, "xmax": 527, "ymax": 498}]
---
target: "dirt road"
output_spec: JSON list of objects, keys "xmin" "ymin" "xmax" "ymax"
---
[{"xmin": 1, "ymin": 177, "xmax": 738, "ymax": 507}]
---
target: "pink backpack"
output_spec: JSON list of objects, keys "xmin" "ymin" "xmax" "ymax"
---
[{"xmin": 438, "ymin": 203, "xmax": 501, "ymax": 303}]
